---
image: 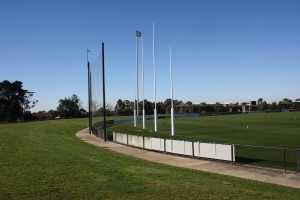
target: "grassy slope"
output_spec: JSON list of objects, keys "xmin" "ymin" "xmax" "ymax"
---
[
  {"xmin": 109, "ymin": 112, "xmax": 300, "ymax": 148},
  {"xmin": 1, "ymin": 119, "xmax": 300, "ymax": 199}
]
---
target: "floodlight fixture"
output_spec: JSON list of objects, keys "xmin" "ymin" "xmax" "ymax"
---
[{"xmin": 135, "ymin": 30, "xmax": 142, "ymax": 37}]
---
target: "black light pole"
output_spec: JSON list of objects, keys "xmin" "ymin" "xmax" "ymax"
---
[
  {"xmin": 102, "ymin": 43, "xmax": 107, "ymax": 141},
  {"xmin": 87, "ymin": 49, "xmax": 91, "ymax": 134}
]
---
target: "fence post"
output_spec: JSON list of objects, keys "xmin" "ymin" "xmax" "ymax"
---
[
  {"xmin": 231, "ymin": 144, "xmax": 234, "ymax": 163},
  {"xmin": 283, "ymin": 148, "xmax": 286, "ymax": 173},
  {"xmin": 143, "ymin": 136, "xmax": 145, "ymax": 149},
  {"xmin": 297, "ymin": 149, "xmax": 300, "ymax": 172},
  {"xmin": 192, "ymin": 142, "xmax": 194, "ymax": 158}
]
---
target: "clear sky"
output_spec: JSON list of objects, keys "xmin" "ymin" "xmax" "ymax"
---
[{"xmin": 1, "ymin": 0, "xmax": 299, "ymax": 112}]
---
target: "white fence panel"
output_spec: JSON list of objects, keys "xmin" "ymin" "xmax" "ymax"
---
[
  {"xmin": 144, "ymin": 137, "xmax": 151, "ymax": 149},
  {"xmin": 138, "ymin": 136, "xmax": 144, "ymax": 148},
  {"xmin": 122, "ymin": 133, "xmax": 128, "ymax": 144},
  {"xmin": 172, "ymin": 140, "xmax": 185, "ymax": 155},
  {"xmin": 215, "ymin": 144, "xmax": 232, "ymax": 161},
  {"xmin": 114, "ymin": 132, "xmax": 127, "ymax": 144},
  {"xmin": 200, "ymin": 143, "xmax": 217, "ymax": 159},
  {"xmin": 184, "ymin": 141, "xmax": 193, "ymax": 156},
  {"xmin": 113, "ymin": 132, "xmax": 234, "ymax": 162},
  {"xmin": 151, "ymin": 138, "xmax": 163, "ymax": 151},
  {"xmin": 128, "ymin": 135, "xmax": 143, "ymax": 148},
  {"xmin": 166, "ymin": 139, "xmax": 172, "ymax": 152},
  {"xmin": 128, "ymin": 135, "xmax": 136, "ymax": 147}
]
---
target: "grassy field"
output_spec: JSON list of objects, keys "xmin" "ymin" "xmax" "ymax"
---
[
  {"xmin": 108, "ymin": 112, "xmax": 300, "ymax": 170},
  {"xmin": 108, "ymin": 112, "xmax": 300, "ymax": 147},
  {"xmin": 1, "ymin": 118, "xmax": 300, "ymax": 199}
]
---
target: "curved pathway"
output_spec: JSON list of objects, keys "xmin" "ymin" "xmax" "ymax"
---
[{"xmin": 76, "ymin": 128, "xmax": 300, "ymax": 189}]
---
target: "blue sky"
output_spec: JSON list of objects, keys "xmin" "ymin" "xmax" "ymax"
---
[{"xmin": 0, "ymin": 0, "xmax": 299, "ymax": 112}]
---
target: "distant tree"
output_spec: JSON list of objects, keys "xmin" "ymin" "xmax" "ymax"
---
[
  {"xmin": 283, "ymin": 98, "xmax": 292, "ymax": 102},
  {"xmin": 258, "ymin": 101, "xmax": 268, "ymax": 111},
  {"xmin": 269, "ymin": 102, "xmax": 278, "ymax": 111},
  {"xmin": 114, "ymin": 99, "xmax": 124, "ymax": 116},
  {"xmin": 114, "ymin": 99, "xmax": 133, "ymax": 116},
  {"xmin": 258, "ymin": 98, "xmax": 263, "ymax": 106},
  {"xmin": 156, "ymin": 102, "xmax": 165, "ymax": 114},
  {"xmin": 95, "ymin": 103, "xmax": 114, "ymax": 117},
  {"xmin": 186, "ymin": 101, "xmax": 193, "ymax": 106},
  {"xmin": 163, "ymin": 99, "xmax": 171, "ymax": 114},
  {"xmin": 143, "ymin": 99, "xmax": 154, "ymax": 115},
  {"xmin": 23, "ymin": 92, "xmax": 38, "ymax": 113},
  {"xmin": 0, "ymin": 80, "xmax": 38, "ymax": 122},
  {"xmin": 184, "ymin": 101, "xmax": 193, "ymax": 113},
  {"xmin": 214, "ymin": 102, "xmax": 226, "ymax": 112},
  {"xmin": 57, "ymin": 94, "xmax": 82, "ymax": 118}
]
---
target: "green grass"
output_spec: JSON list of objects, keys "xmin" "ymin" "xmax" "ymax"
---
[
  {"xmin": 1, "ymin": 118, "xmax": 300, "ymax": 199},
  {"xmin": 108, "ymin": 112, "xmax": 300, "ymax": 170},
  {"xmin": 109, "ymin": 112, "xmax": 300, "ymax": 148}
]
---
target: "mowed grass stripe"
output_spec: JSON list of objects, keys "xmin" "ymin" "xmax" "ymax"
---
[{"xmin": 1, "ymin": 119, "xmax": 300, "ymax": 199}]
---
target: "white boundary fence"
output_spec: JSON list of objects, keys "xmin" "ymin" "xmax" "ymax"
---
[{"xmin": 113, "ymin": 132, "xmax": 235, "ymax": 162}]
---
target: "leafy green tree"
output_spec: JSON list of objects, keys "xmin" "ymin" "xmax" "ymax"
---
[
  {"xmin": 269, "ymin": 102, "xmax": 278, "ymax": 111},
  {"xmin": 0, "ymin": 80, "xmax": 37, "ymax": 122},
  {"xmin": 258, "ymin": 101, "xmax": 268, "ymax": 111},
  {"xmin": 184, "ymin": 101, "xmax": 193, "ymax": 113},
  {"xmin": 114, "ymin": 99, "xmax": 133, "ymax": 116},
  {"xmin": 57, "ymin": 94, "xmax": 82, "ymax": 118},
  {"xmin": 283, "ymin": 98, "xmax": 292, "ymax": 102},
  {"xmin": 114, "ymin": 99, "xmax": 124, "ymax": 115},
  {"xmin": 156, "ymin": 102, "xmax": 165, "ymax": 114},
  {"xmin": 258, "ymin": 98, "xmax": 263, "ymax": 106},
  {"xmin": 143, "ymin": 99, "xmax": 154, "ymax": 115}
]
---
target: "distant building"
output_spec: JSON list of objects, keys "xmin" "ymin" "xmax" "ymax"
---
[
  {"xmin": 241, "ymin": 101, "xmax": 258, "ymax": 112},
  {"xmin": 278, "ymin": 100, "xmax": 300, "ymax": 111},
  {"xmin": 32, "ymin": 112, "xmax": 53, "ymax": 120}
]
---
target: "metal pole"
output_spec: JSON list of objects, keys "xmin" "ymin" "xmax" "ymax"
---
[
  {"xmin": 134, "ymin": 31, "xmax": 138, "ymax": 127},
  {"xmin": 142, "ymin": 35, "xmax": 146, "ymax": 129},
  {"xmin": 102, "ymin": 43, "xmax": 107, "ymax": 141},
  {"xmin": 90, "ymin": 72, "xmax": 92, "ymax": 133},
  {"xmin": 153, "ymin": 22, "xmax": 158, "ymax": 132},
  {"xmin": 135, "ymin": 30, "xmax": 141, "ymax": 127},
  {"xmin": 87, "ymin": 49, "xmax": 91, "ymax": 134},
  {"xmin": 170, "ymin": 47, "xmax": 175, "ymax": 136},
  {"xmin": 136, "ymin": 35, "xmax": 139, "ymax": 119},
  {"xmin": 88, "ymin": 62, "xmax": 91, "ymax": 134}
]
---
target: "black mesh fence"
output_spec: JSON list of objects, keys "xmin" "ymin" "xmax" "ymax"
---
[
  {"xmin": 235, "ymin": 144, "xmax": 299, "ymax": 172},
  {"xmin": 89, "ymin": 46, "xmax": 106, "ymax": 140}
]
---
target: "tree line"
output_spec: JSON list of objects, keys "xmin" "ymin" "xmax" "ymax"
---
[
  {"xmin": 113, "ymin": 97, "xmax": 300, "ymax": 116},
  {"xmin": 1, "ymin": 80, "xmax": 299, "ymax": 122}
]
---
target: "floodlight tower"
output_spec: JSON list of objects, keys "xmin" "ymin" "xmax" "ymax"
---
[{"xmin": 134, "ymin": 30, "xmax": 141, "ymax": 127}]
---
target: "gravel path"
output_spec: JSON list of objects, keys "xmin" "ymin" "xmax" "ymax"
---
[{"xmin": 76, "ymin": 128, "xmax": 300, "ymax": 189}]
